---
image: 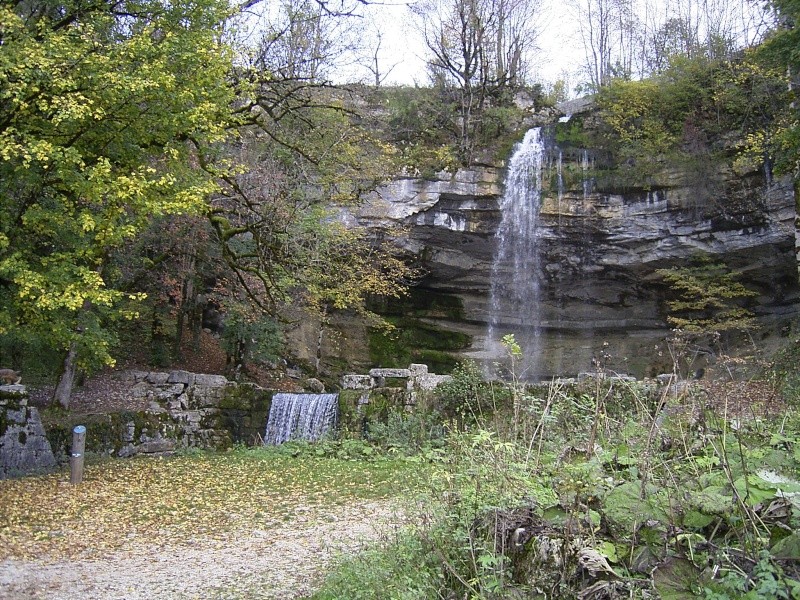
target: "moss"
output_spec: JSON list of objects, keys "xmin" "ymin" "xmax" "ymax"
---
[
  {"xmin": 368, "ymin": 318, "xmax": 471, "ymax": 373},
  {"xmin": 45, "ymin": 411, "xmax": 175, "ymax": 458},
  {"xmin": 410, "ymin": 350, "xmax": 461, "ymax": 374},
  {"xmin": 219, "ymin": 384, "xmax": 258, "ymax": 411},
  {"xmin": 362, "ymin": 393, "xmax": 389, "ymax": 425},
  {"xmin": 554, "ymin": 116, "xmax": 589, "ymax": 148},
  {"xmin": 370, "ymin": 289, "xmax": 465, "ymax": 321},
  {"xmin": 337, "ymin": 390, "xmax": 364, "ymax": 434}
]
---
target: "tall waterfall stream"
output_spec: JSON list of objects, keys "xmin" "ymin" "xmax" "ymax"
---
[{"xmin": 488, "ymin": 127, "xmax": 547, "ymax": 379}]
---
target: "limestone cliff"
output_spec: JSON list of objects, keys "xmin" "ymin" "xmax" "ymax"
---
[{"xmin": 342, "ymin": 119, "xmax": 799, "ymax": 379}]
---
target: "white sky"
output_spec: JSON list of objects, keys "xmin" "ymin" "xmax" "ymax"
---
[
  {"xmin": 345, "ymin": 0, "xmax": 770, "ymax": 91},
  {"xmin": 354, "ymin": 0, "xmax": 585, "ymax": 89}
]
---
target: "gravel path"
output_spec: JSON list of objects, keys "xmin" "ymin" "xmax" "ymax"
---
[{"xmin": 0, "ymin": 500, "xmax": 403, "ymax": 600}]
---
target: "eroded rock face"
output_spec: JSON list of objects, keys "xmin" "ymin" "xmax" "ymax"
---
[{"xmin": 346, "ymin": 139, "xmax": 799, "ymax": 378}]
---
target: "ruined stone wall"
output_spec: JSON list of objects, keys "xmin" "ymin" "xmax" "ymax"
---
[
  {"xmin": 46, "ymin": 371, "xmax": 273, "ymax": 462},
  {"xmin": 0, "ymin": 385, "xmax": 56, "ymax": 479}
]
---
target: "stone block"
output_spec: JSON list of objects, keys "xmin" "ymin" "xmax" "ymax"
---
[
  {"xmin": 168, "ymin": 370, "xmax": 196, "ymax": 386},
  {"xmin": 189, "ymin": 385, "xmax": 226, "ymax": 408},
  {"xmin": 0, "ymin": 384, "xmax": 27, "ymax": 396},
  {"xmin": 0, "ymin": 406, "xmax": 56, "ymax": 478},
  {"xmin": 369, "ymin": 368, "xmax": 412, "ymax": 379},
  {"xmin": 146, "ymin": 372, "xmax": 170, "ymax": 385},
  {"xmin": 155, "ymin": 385, "xmax": 186, "ymax": 403},
  {"xmin": 341, "ymin": 374, "xmax": 373, "ymax": 390},
  {"xmin": 137, "ymin": 436, "xmax": 176, "ymax": 455},
  {"xmin": 125, "ymin": 370, "xmax": 149, "ymax": 383},
  {"xmin": 305, "ymin": 378, "xmax": 325, "ymax": 393},
  {"xmin": 147, "ymin": 401, "xmax": 166, "ymax": 414},
  {"xmin": 193, "ymin": 374, "xmax": 229, "ymax": 388},
  {"xmin": 408, "ymin": 364, "xmax": 429, "ymax": 376},
  {"xmin": 166, "ymin": 398, "xmax": 183, "ymax": 411},
  {"xmin": 122, "ymin": 421, "xmax": 136, "ymax": 443},
  {"xmin": 131, "ymin": 381, "xmax": 152, "ymax": 399},
  {"xmin": 118, "ymin": 444, "xmax": 137, "ymax": 458},
  {"xmin": 416, "ymin": 374, "xmax": 453, "ymax": 390}
]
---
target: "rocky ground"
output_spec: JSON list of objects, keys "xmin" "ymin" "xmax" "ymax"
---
[{"xmin": 0, "ymin": 500, "xmax": 403, "ymax": 600}]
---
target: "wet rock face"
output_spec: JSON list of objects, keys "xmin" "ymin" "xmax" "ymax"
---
[{"xmin": 348, "ymin": 152, "xmax": 798, "ymax": 378}]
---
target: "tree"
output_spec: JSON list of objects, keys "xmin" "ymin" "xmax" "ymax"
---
[
  {"xmin": 759, "ymin": 0, "xmax": 800, "ymax": 177},
  {"xmin": 204, "ymin": 107, "xmax": 416, "ymax": 373},
  {"xmin": 0, "ymin": 0, "xmax": 236, "ymax": 406},
  {"xmin": 357, "ymin": 21, "xmax": 399, "ymax": 86},
  {"xmin": 656, "ymin": 256, "xmax": 757, "ymax": 373},
  {"xmin": 411, "ymin": 0, "xmax": 541, "ymax": 162},
  {"xmin": 570, "ymin": 0, "xmax": 641, "ymax": 89},
  {"xmin": 242, "ymin": 0, "xmax": 362, "ymax": 83}
]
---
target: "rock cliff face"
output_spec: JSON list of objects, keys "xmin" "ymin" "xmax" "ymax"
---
[{"xmin": 346, "ymin": 126, "xmax": 799, "ymax": 379}]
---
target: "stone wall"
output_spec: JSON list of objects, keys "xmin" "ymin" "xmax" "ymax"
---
[
  {"xmin": 0, "ymin": 385, "xmax": 56, "ymax": 479},
  {"xmin": 2, "ymin": 365, "xmax": 452, "ymax": 476},
  {"xmin": 47, "ymin": 370, "xmax": 273, "ymax": 461}
]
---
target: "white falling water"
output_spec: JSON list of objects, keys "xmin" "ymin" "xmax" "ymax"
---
[
  {"xmin": 581, "ymin": 149, "xmax": 593, "ymax": 198},
  {"xmin": 264, "ymin": 393, "xmax": 339, "ymax": 445},
  {"xmin": 488, "ymin": 127, "xmax": 546, "ymax": 379}
]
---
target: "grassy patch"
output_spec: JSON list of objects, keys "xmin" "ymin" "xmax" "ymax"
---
[{"xmin": 0, "ymin": 447, "xmax": 424, "ymax": 560}]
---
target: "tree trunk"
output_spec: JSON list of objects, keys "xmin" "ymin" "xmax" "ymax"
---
[
  {"xmin": 174, "ymin": 253, "xmax": 196, "ymax": 360},
  {"xmin": 53, "ymin": 343, "xmax": 78, "ymax": 409}
]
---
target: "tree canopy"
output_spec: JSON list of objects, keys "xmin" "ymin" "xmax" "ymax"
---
[
  {"xmin": 0, "ymin": 0, "xmax": 236, "ymax": 373},
  {"xmin": 0, "ymin": 0, "xmax": 413, "ymax": 402}
]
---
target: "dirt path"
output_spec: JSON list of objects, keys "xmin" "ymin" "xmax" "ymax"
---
[{"xmin": 0, "ymin": 500, "xmax": 402, "ymax": 600}]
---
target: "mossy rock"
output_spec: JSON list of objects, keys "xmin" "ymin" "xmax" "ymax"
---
[
  {"xmin": 219, "ymin": 385, "xmax": 257, "ymax": 411},
  {"xmin": 45, "ymin": 411, "xmax": 176, "ymax": 458},
  {"xmin": 368, "ymin": 318, "xmax": 471, "ymax": 373},
  {"xmin": 337, "ymin": 391, "xmax": 365, "ymax": 434}
]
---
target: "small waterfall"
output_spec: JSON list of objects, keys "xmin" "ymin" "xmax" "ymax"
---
[
  {"xmin": 488, "ymin": 127, "xmax": 546, "ymax": 379},
  {"xmin": 264, "ymin": 393, "xmax": 339, "ymax": 445}
]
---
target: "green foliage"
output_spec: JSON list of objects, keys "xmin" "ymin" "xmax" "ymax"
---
[
  {"xmin": 311, "ymin": 532, "xmax": 443, "ymax": 600},
  {"xmin": 365, "ymin": 411, "xmax": 446, "ymax": 457},
  {"xmin": 0, "ymin": 0, "xmax": 235, "ymax": 371},
  {"xmin": 554, "ymin": 116, "xmax": 590, "ymax": 148},
  {"xmin": 757, "ymin": 0, "xmax": 800, "ymax": 177},
  {"xmin": 595, "ymin": 54, "xmax": 788, "ymax": 189},
  {"xmin": 657, "ymin": 255, "xmax": 757, "ymax": 334},
  {"xmin": 434, "ymin": 360, "xmax": 494, "ymax": 423},
  {"xmin": 368, "ymin": 318, "xmax": 471, "ymax": 372},
  {"xmin": 220, "ymin": 304, "xmax": 283, "ymax": 367}
]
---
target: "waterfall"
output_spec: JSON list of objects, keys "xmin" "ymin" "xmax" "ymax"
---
[
  {"xmin": 264, "ymin": 393, "xmax": 339, "ymax": 445},
  {"xmin": 581, "ymin": 149, "xmax": 593, "ymax": 198},
  {"xmin": 488, "ymin": 127, "xmax": 546, "ymax": 379}
]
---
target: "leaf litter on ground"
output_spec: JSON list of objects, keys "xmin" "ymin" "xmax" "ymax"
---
[{"xmin": 0, "ymin": 448, "xmax": 424, "ymax": 561}]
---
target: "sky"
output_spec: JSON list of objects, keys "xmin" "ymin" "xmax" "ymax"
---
[
  {"xmin": 355, "ymin": 0, "xmax": 586, "ymax": 90},
  {"xmin": 346, "ymin": 0, "xmax": 771, "ymax": 91}
]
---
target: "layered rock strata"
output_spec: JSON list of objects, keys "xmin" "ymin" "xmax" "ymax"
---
[{"xmin": 347, "ymin": 138, "xmax": 799, "ymax": 378}]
